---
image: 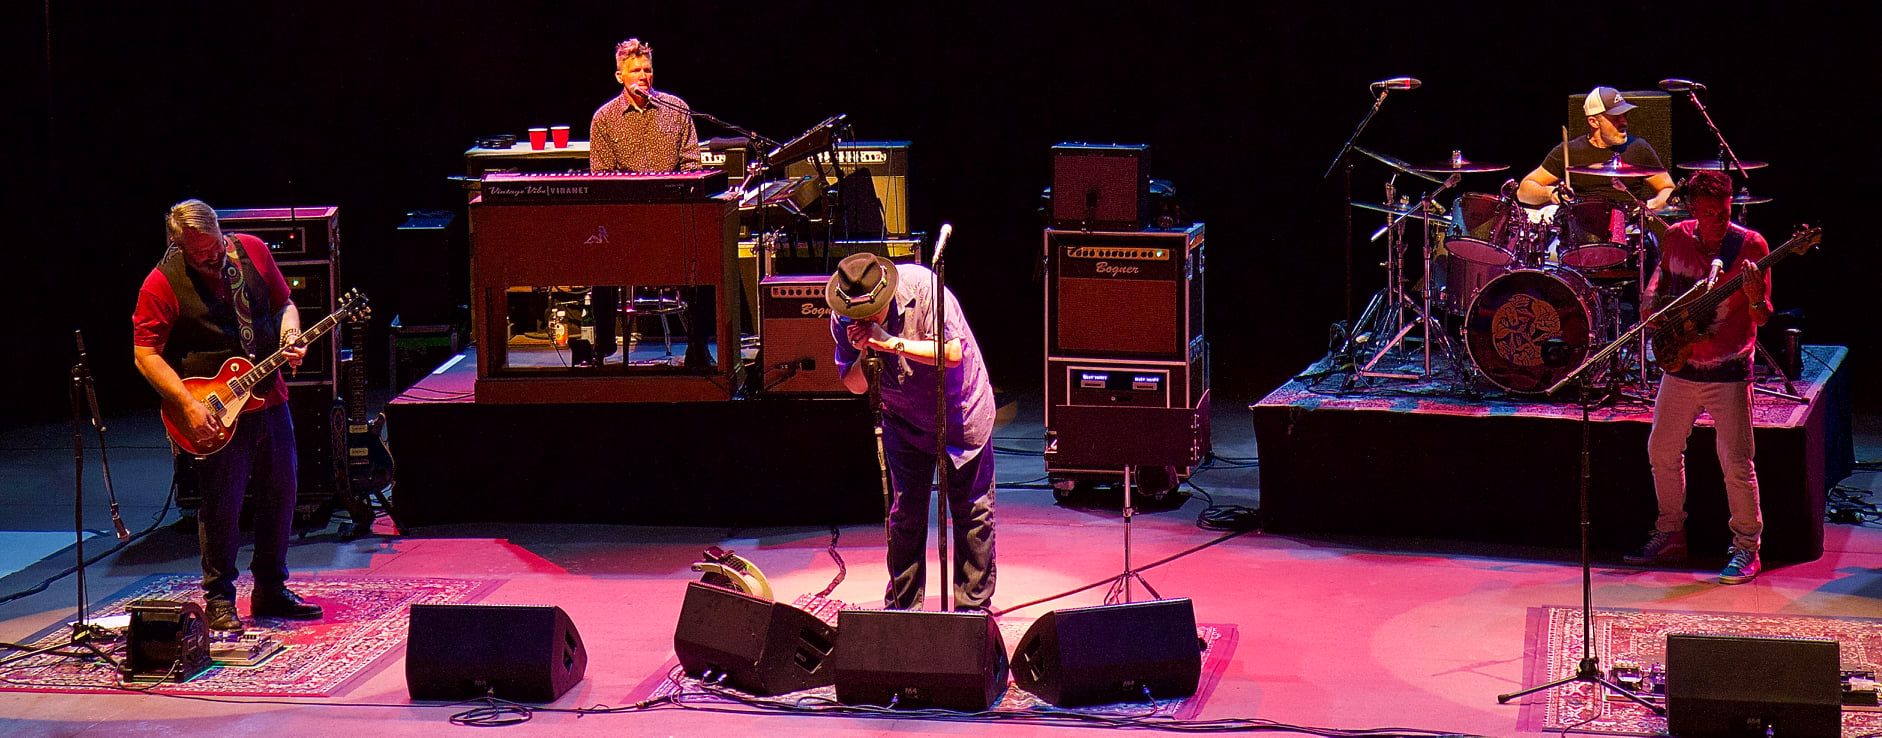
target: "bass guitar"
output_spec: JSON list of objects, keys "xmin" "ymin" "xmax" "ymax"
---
[
  {"xmin": 1650, "ymin": 225, "xmax": 1820, "ymax": 373},
  {"xmin": 163, "ymin": 289, "xmax": 369, "ymax": 457}
]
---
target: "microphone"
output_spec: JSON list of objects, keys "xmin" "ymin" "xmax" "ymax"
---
[
  {"xmin": 1705, "ymin": 258, "xmax": 1724, "ymax": 289},
  {"xmin": 73, "ymin": 331, "xmax": 104, "ymax": 433},
  {"xmin": 1659, "ymin": 78, "xmax": 1706, "ymax": 93},
  {"xmin": 931, "ymin": 223, "xmax": 954, "ymax": 266},
  {"xmin": 1370, "ymin": 77, "xmax": 1422, "ymax": 91}
]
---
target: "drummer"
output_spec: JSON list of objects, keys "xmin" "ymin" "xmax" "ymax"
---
[{"xmin": 1517, "ymin": 86, "xmax": 1676, "ymax": 212}]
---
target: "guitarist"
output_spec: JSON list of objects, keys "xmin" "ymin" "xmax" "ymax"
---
[
  {"xmin": 1623, "ymin": 171, "xmax": 1772, "ymax": 584},
  {"xmin": 132, "ymin": 199, "xmax": 324, "ymax": 631}
]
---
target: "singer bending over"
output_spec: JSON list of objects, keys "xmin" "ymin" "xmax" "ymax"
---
[
  {"xmin": 1623, "ymin": 171, "xmax": 1772, "ymax": 584},
  {"xmin": 1517, "ymin": 86, "xmax": 1676, "ymax": 210},
  {"xmin": 825, "ymin": 253, "xmax": 998, "ymax": 611},
  {"xmin": 132, "ymin": 199, "xmax": 323, "ymax": 632}
]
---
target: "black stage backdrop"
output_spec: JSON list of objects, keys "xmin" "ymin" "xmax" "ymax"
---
[{"xmin": 8, "ymin": 1, "xmax": 1878, "ymax": 421}]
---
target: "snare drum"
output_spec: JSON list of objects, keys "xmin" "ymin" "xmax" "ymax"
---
[{"xmin": 1463, "ymin": 266, "xmax": 1602, "ymax": 395}]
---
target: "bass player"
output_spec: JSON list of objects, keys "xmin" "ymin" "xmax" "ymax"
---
[{"xmin": 1622, "ymin": 171, "xmax": 1771, "ymax": 584}]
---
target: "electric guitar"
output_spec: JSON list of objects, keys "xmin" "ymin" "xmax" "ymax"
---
[
  {"xmin": 341, "ymin": 308, "xmax": 395, "ymax": 535},
  {"xmin": 1650, "ymin": 225, "xmax": 1820, "ymax": 373},
  {"xmin": 163, "ymin": 289, "xmax": 369, "ymax": 457}
]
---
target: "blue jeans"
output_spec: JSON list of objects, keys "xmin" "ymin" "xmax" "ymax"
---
[{"xmin": 192, "ymin": 403, "xmax": 298, "ymax": 601}]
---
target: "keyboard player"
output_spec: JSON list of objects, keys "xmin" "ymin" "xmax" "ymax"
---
[{"xmin": 585, "ymin": 37, "xmax": 705, "ymax": 365}]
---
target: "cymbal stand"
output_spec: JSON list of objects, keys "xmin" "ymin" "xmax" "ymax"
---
[{"xmin": 1356, "ymin": 174, "xmax": 1460, "ymax": 381}]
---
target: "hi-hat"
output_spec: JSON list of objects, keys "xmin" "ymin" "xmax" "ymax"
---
[
  {"xmin": 1567, "ymin": 159, "xmax": 1666, "ymax": 178},
  {"xmin": 1412, "ymin": 155, "xmax": 1509, "ymax": 174},
  {"xmin": 1677, "ymin": 159, "xmax": 1769, "ymax": 171}
]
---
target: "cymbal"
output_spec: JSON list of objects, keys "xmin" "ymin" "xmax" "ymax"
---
[
  {"xmin": 1567, "ymin": 159, "xmax": 1666, "ymax": 178},
  {"xmin": 1732, "ymin": 192, "xmax": 1774, "ymax": 205},
  {"xmin": 1353, "ymin": 200, "xmax": 1454, "ymax": 226},
  {"xmin": 1678, "ymin": 159, "xmax": 1769, "ymax": 171},
  {"xmin": 1351, "ymin": 145, "xmax": 1445, "ymax": 184},
  {"xmin": 1412, "ymin": 156, "xmax": 1509, "ymax": 174}
]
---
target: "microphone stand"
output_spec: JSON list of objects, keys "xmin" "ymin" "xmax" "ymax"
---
[
  {"xmin": 0, "ymin": 331, "xmax": 126, "ymax": 671},
  {"xmin": 1671, "ymin": 85, "xmax": 1750, "ymax": 186},
  {"xmin": 930, "ymin": 225, "xmax": 952, "ymax": 612},
  {"xmin": 1495, "ymin": 281, "xmax": 1709, "ymax": 714},
  {"xmin": 863, "ymin": 354, "xmax": 892, "ymax": 544},
  {"xmin": 1322, "ymin": 85, "xmax": 1393, "ymax": 329}
]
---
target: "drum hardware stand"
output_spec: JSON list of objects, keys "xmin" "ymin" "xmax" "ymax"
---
[
  {"xmin": 1355, "ymin": 174, "xmax": 1460, "ymax": 383},
  {"xmin": 1496, "ymin": 280, "xmax": 1709, "ymax": 714},
  {"xmin": 1323, "ymin": 80, "xmax": 1427, "ymax": 325},
  {"xmin": 1752, "ymin": 342, "xmax": 1804, "ymax": 403},
  {"xmin": 0, "ymin": 332, "xmax": 129, "ymax": 671}
]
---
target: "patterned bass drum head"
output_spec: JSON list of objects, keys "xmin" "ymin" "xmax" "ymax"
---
[{"xmin": 1463, "ymin": 267, "xmax": 1599, "ymax": 395}]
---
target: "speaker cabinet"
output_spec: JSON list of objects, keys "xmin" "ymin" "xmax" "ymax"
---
[
  {"xmin": 1012, "ymin": 599, "xmax": 1202, "ymax": 706},
  {"xmin": 672, "ymin": 582, "xmax": 838, "ymax": 695},
  {"xmin": 758, "ymin": 275, "xmax": 847, "ymax": 394},
  {"xmin": 1044, "ymin": 224, "xmax": 1210, "ymax": 473},
  {"xmin": 406, "ymin": 603, "xmax": 588, "ymax": 702},
  {"xmin": 1046, "ymin": 225, "xmax": 1203, "ymax": 360},
  {"xmin": 1666, "ymin": 634, "xmax": 1840, "ymax": 738},
  {"xmin": 1566, "ymin": 90, "xmax": 1673, "ymax": 166},
  {"xmin": 1051, "ymin": 143, "xmax": 1150, "ymax": 230},
  {"xmin": 833, "ymin": 609, "xmax": 1007, "ymax": 711}
]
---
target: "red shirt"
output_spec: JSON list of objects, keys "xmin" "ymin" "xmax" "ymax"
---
[
  {"xmin": 1647, "ymin": 220, "xmax": 1771, "ymax": 382},
  {"xmin": 133, "ymin": 233, "xmax": 294, "ymax": 408}
]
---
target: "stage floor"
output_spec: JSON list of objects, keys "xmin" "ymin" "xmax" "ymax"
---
[{"xmin": 1, "ymin": 387, "xmax": 1879, "ymax": 736}]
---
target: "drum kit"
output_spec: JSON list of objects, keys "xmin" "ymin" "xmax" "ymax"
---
[{"xmin": 1341, "ymin": 150, "xmax": 1777, "ymax": 397}]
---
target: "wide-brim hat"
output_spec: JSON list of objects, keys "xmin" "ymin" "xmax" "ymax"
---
[{"xmin": 825, "ymin": 253, "xmax": 899, "ymax": 320}]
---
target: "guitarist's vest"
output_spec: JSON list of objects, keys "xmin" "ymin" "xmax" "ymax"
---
[
  {"xmin": 157, "ymin": 235, "xmax": 284, "ymax": 404},
  {"xmin": 1658, "ymin": 221, "xmax": 1754, "ymax": 383}
]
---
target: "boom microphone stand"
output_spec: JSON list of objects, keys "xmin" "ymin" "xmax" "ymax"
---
[
  {"xmin": 1322, "ymin": 77, "xmax": 1422, "ymax": 328},
  {"xmin": 0, "ymin": 331, "xmax": 129, "ymax": 670},
  {"xmin": 930, "ymin": 224, "xmax": 954, "ymax": 612},
  {"xmin": 1495, "ymin": 280, "xmax": 1713, "ymax": 714}
]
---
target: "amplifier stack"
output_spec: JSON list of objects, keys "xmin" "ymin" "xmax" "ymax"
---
[
  {"xmin": 1042, "ymin": 144, "xmax": 1210, "ymax": 491},
  {"xmin": 176, "ymin": 207, "xmax": 347, "ymax": 531}
]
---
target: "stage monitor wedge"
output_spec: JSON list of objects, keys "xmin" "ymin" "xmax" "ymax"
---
[
  {"xmin": 406, "ymin": 603, "xmax": 588, "ymax": 703},
  {"xmin": 1011, "ymin": 598, "xmax": 1202, "ymax": 706},
  {"xmin": 1666, "ymin": 633, "xmax": 1839, "ymax": 738},
  {"xmin": 672, "ymin": 581, "xmax": 837, "ymax": 695},
  {"xmin": 833, "ymin": 609, "xmax": 1007, "ymax": 711}
]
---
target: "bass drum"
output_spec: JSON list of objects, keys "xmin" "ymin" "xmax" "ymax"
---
[{"xmin": 1463, "ymin": 267, "xmax": 1601, "ymax": 395}]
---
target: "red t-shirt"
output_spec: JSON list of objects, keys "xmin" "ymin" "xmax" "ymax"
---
[{"xmin": 133, "ymin": 233, "xmax": 295, "ymax": 409}]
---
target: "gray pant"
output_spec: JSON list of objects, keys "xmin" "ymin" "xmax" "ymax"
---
[
  {"xmin": 882, "ymin": 419, "xmax": 996, "ymax": 611},
  {"xmin": 1647, "ymin": 375, "xmax": 1763, "ymax": 551}
]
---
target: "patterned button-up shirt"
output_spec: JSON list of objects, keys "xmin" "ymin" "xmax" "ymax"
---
[{"xmin": 588, "ymin": 90, "xmax": 701, "ymax": 173}]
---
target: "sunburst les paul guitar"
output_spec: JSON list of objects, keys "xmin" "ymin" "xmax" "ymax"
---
[
  {"xmin": 1649, "ymin": 225, "xmax": 1820, "ymax": 373},
  {"xmin": 163, "ymin": 289, "xmax": 369, "ymax": 457}
]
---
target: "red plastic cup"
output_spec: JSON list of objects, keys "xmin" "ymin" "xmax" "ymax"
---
[
  {"xmin": 527, "ymin": 127, "xmax": 548, "ymax": 150},
  {"xmin": 551, "ymin": 125, "xmax": 571, "ymax": 148}
]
